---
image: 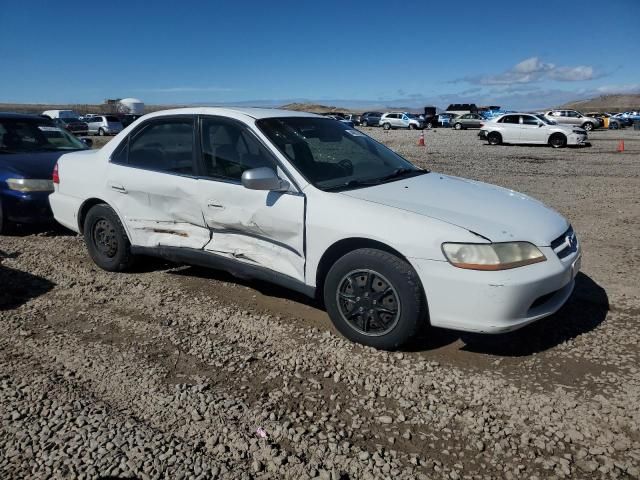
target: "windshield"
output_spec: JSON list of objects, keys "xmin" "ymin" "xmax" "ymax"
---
[
  {"xmin": 0, "ymin": 119, "xmax": 87, "ymax": 153},
  {"xmin": 257, "ymin": 117, "xmax": 425, "ymax": 191},
  {"xmin": 535, "ymin": 114, "xmax": 554, "ymax": 125}
]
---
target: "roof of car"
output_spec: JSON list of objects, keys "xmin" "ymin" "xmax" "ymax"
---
[
  {"xmin": 0, "ymin": 112, "xmax": 51, "ymax": 120},
  {"xmin": 144, "ymin": 107, "xmax": 321, "ymax": 121}
]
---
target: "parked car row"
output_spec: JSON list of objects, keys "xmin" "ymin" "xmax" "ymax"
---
[
  {"xmin": 2, "ymin": 108, "xmax": 581, "ymax": 351},
  {"xmin": 41, "ymin": 109, "xmax": 135, "ymax": 136}
]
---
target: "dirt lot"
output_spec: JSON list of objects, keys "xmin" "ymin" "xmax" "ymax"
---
[{"xmin": 1, "ymin": 127, "xmax": 639, "ymax": 479}]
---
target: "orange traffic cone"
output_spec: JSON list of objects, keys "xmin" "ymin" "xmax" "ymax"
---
[
  {"xmin": 417, "ymin": 131, "xmax": 425, "ymax": 147},
  {"xmin": 617, "ymin": 140, "xmax": 625, "ymax": 152}
]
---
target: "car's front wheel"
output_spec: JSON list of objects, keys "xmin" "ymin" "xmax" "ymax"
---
[
  {"xmin": 361, "ymin": 120, "xmax": 368, "ymax": 127},
  {"xmin": 323, "ymin": 248, "xmax": 426, "ymax": 350},
  {"xmin": 487, "ymin": 132, "xmax": 502, "ymax": 145},
  {"xmin": 549, "ymin": 133, "xmax": 567, "ymax": 148},
  {"xmin": 454, "ymin": 122, "xmax": 462, "ymax": 130},
  {"xmin": 582, "ymin": 122, "xmax": 594, "ymax": 131},
  {"xmin": 84, "ymin": 204, "xmax": 135, "ymax": 271},
  {"xmin": 409, "ymin": 123, "xmax": 416, "ymax": 130}
]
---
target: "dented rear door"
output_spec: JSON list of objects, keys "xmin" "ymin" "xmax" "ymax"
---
[{"xmin": 105, "ymin": 115, "xmax": 211, "ymax": 249}]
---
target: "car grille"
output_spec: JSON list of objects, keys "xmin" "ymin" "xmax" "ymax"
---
[{"xmin": 550, "ymin": 226, "xmax": 578, "ymax": 259}]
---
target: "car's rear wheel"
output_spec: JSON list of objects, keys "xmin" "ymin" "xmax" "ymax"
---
[
  {"xmin": 361, "ymin": 120, "xmax": 368, "ymax": 127},
  {"xmin": 425, "ymin": 121, "xmax": 433, "ymax": 129},
  {"xmin": 454, "ymin": 122, "xmax": 462, "ymax": 130},
  {"xmin": 582, "ymin": 122, "xmax": 594, "ymax": 131},
  {"xmin": 323, "ymin": 248, "xmax": 426, "ymax": 350},
  {"xmin": 549, "ymin": 133, "xmax": 567, "ymax": 148},
  {"xmin": 84, "ymin": 204, "xmax": 135, "ymax": 271},
  {"xmin": 98, "ymin": 128, "xmax": 106, "ymax": 136},
  {"xmin": 383, "ymin": 123, "xmax": 391, "ymax": 130},
  {"xmin": 610, "ymin": 121, "xmax": 619, "ymax": 130},
  {"xmin": 487, "ymin": 132, "xmax": 502, "ymax": 145}
]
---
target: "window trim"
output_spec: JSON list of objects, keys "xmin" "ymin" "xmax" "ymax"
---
[{"xmin": 108, "ymin": 114, "xmax": 198, "ymax": 178}]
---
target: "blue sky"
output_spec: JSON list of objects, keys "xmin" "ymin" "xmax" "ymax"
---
[{"xmin": 1, "ymin": 0, "xmax": 638, "ymax": 109}]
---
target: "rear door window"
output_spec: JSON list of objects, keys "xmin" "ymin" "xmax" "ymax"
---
[
  {"xmin": 121, "ymin": 117, "xmax": 195, "ymax": 174},
  {"xmin": 500, "ymin": 115, "xmax": 520, "ymax": 124}
]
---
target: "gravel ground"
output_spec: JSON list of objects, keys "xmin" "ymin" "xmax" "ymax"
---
[{"xmin": 1, "ymin": 127, "xmax": 639, "ymax": 479}]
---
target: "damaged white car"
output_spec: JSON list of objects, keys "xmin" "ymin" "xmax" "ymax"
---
[{"xmin": 49, "ymin": 108, "xmax": 581, "ymax": 350}]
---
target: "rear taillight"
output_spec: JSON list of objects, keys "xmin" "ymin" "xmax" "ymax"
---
[{"xmin": 52, "ymin": 163, "xmax": 59, "ymax": 184}]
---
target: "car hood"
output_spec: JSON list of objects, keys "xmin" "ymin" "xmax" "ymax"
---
[
  {"xmin": 0, "ymin": 150, "xmax": 74, "ymax": 179},
  {"xmin": 340, "ymin": 173, "xmax": 569, "ymax": 245}
]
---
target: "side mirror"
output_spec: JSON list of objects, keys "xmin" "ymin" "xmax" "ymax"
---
[
  {"xmin": 538, "ymin": 123, "xmax": 544, "ymax": 127},
  {"xmin": 81, "ymin": 138, "xmax": 93, "ymax": 148},
  {"xmin": 241, "ymin": 167, "xmax": 290, "ymax": 192}
]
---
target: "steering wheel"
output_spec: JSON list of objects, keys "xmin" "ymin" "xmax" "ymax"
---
[{"xmin": 337, "ymin": 159, "xmax": 354, "ymax": 175}]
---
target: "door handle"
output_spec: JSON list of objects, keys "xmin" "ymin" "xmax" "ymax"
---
[
  {"xmin": 207, "ymin": 201, "xmax": 224, "ymax": 208},
  {"xmin": 109, "ymin": 183, "xmax": 127, "ymax": 194}
]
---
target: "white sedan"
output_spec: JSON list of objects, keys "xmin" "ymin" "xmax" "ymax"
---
[
  {"xmin": 479, "ymin": 113, "xmax": 588, "ymax": 148},
  {"xmin": 49, "ymin": 108, "xmax": 581, "ymax": 350}
]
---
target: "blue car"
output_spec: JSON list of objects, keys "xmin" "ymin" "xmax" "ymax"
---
[{"xmin": 0, "ymin": 112, "xmax": 89, "ymax": 233}]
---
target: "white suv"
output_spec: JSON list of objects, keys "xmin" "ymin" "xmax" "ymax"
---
[
  {"xmin": 379, "ymin": 112, "xmax": 424, "ymax": 130},
  {"xmin": 49, "ymin": 108, "xmax": 580, "ymax": 350},
  {"xmin": 480, "ymin": 113, "xmax": 588, "ymax": 148}
]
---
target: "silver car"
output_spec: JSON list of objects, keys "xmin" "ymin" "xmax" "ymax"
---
[
  {"xmin": 86, "ymin": 115, "xmax": 124, "ymax": 136},
  {"xmin": 379, "ymin": 112, "xmax": 424, "ymax": 130},
  {"xmin": 544, "ymin": 110, "xmax": 599, "ymax": 131}
]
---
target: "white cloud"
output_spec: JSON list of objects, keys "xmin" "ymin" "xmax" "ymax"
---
[
  {"xmin": 549, "ymin": 66, "xmax": 594, "ymax": 81},
  {"xmin": 138, "ymin": 86, "xmax": 237, "ymax": 93},
  {"xmin": 596, "ymin": 83, "xmax": 640, "ymax": 94},
  {"xmin": 459, "ymin": 57, "xmax": 596, "ymax": 85}
]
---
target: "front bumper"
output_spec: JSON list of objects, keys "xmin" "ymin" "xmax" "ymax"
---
[
  {"xmin": 1, "ymin": 190, "xmax": 54, "ymax": 224},
  {"xmin": 567, "ymin": 133, "xmax": 588, "ymax": 146},
  {"xmin": 410, "ymin": 245, "xmax": 581, "ymax": 333}
]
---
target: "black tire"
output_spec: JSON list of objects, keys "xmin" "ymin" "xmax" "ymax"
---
[
  {"xmin": 425, "ymin": 121, "xmax": 433, "ymax": 129},
  {"xmin": 549, "ymin": 133, "xmax": 567, "ymax": 149},
  {"xmin": 610, "ymin": 122, "xmax": 619, "ymax": 130},
  {"xmin": 409, "ymin": 123, "xmax": 416, "ymax": 130},
  {"xmin": 383, "ymin": 123, "xmax": 391, "ymax": 131},
  {"xmin": 83, "ymin": 204, "xmax": 135, "ymax": 271},
  {"xmin": 582, "ymin": 122, "xmax": 594, "ymax": 131},
  {"xmin": 362, "ymin": 120, "xmax": 368, "ymax": 127},
  {"xmin": 487, "ymin": 132, "xmax": 502, "ymax": 145},
  {"xmin": 323, "ymin": 248, "xmax": 426, "ymax": 350},
  {"xmin": 454, "ymin": 122, "xmax": 462, "ymax": 130},
  {"xmin": 98, "ymin": 128, "xmax": 105, "ymax": 136}
]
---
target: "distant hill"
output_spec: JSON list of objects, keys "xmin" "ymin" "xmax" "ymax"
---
[
  {"xmin": 280, "ymin": 103, "xmax": 351, "ymax": 114},
  {"xmin": 558, "ymin": 94, "xmax": 640, "ymax": 112}
]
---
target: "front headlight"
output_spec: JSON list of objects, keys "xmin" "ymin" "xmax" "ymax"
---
[
  {"xmin": 441, "ymin": 242, "xmax": 546, "ymax": 270},
  {"xmin": 6, "ymin": 178, "xmax": 54, "ymax": 192}
]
